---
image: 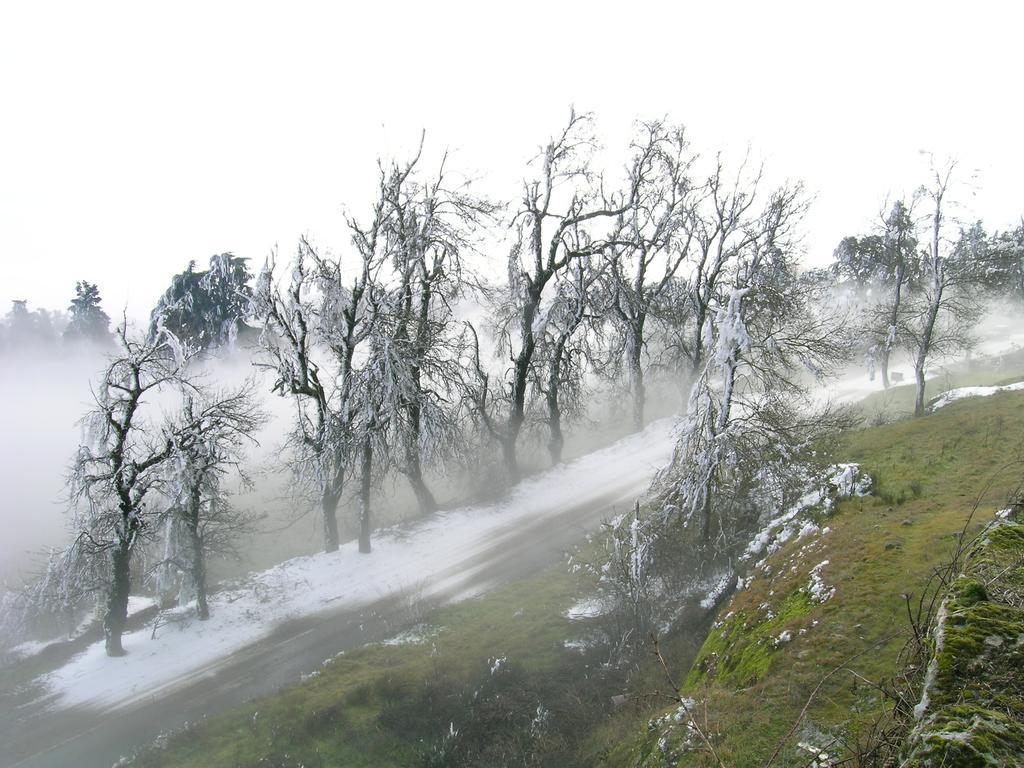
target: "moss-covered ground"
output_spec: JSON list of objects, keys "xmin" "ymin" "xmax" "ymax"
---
[{"xmin": 899, "ymin": 520, "xmax": 1024, "ymax": 766}]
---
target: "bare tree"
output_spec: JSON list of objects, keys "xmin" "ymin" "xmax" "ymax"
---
[
  {"xmin": 157, "ymin": 383, "xmax": 265, "ymax": 619},
  {"xmin": 832, "ymin": 199, "xmax": 920, "ymax": 388},
  {"xmin": 381, "ymin": 145, "xmax": 497, "ymax": 512},
  {"xmin": 535, "ymin": 255, "xmax": 605, "ymax": 464},
  {"xmin": 658, "ymin": 178, "xmax": 851, "ymax": 549},
  {"xmin": 65, "ymin": 325, "xmax": 192, "ymax": 655},
  {"xmin": 672, "ymin": 154, "xmax": 766, "ymax": 375},
  {"xmin": 477, "ymin": 110, "xmax": 658, "ymax": 480},
  {"xmin": 907, "ymin": 159, "xmax": 989, "ymax": 417},
  {"xmin": 604, "ymin": 121, "xmax": 695, "ymax": 430},
  {"xmin": 252, "ymin": 232, "xmax": 377, "ymax": 552}
]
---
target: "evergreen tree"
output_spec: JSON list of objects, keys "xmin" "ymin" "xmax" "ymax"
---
[
  {"xmin": 149, "ymin": 253, "xmax": 254, "ymax": 351},
  {"xmin": 63, "ymin": 281, "xmax": 112, "ymax": 346}
]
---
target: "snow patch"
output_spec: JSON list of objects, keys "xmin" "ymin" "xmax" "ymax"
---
[
  {"xmin": 563, "ymin": 595, "xmax": 613, "ymax": 620},
  {"xmin": 929, "ymin": 380, "xmax": 1024, "ymax": 411},
  {"xmin": 699, "ymin": 572, "xmax": 734, "ymax": 610},
  {"xmin": 380, "ymin": 624, "xmax": 437, "ymax": 647},
  {"xmin": 807, "ymin": 560, "xmax": 835, "ymax": 604},
  {"xmin": 744, "ymin": 463, "xmax": 870, "ymax": 562}
]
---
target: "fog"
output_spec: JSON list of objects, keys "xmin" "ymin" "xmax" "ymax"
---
[
  {"xmin": 3, "ymin": 303, "xmax": 1023, "ymax": 589},
  {"xmin": 0, "ymin": 336, "xmax": 685, "ymax": 590}
]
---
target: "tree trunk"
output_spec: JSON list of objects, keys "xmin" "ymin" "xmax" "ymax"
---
[
  {"xmin": 322, "ymin": 487, "xmax": 341, "ymax": 553},
  {"xmin": 408, "ymin": 473, "xmax": 438, "ymax": 516},
  {"xmin": 405, "ymin": 398, "xmax": 437, "ymax": 515},
  {"xmin": 358, "ymin": 436, "xmax": 372, "ymax": 554},
  {"xmin": 104, "ymin": 543, "xmax": 131, "ymax": 656},
  {"xmin": 914, "ymin": 296, "xmax": 941, "ymax": 417},
  {"xmin": 504, "ymin": 351, "xmax": 530, "ymax": 480},
  {"xmin": 546, "ymin": 342, "xmax": 567, "ymax": 466},
  {"xmin": 692, "ymin": 304, "xmax": 707, "ymax": 374},
  {"xmin": 504, "ymin": 285, "xmax": 542, "ymax": 482},
  {"xmin": 185, "ymin": 486, "xmax": 210, "ymax": 620},
  {"xmin": 881, "ymin": 262, "xmax": 905, "ymax": 390},
  {"xmin": 629, "ymin": 327, "xmax": 645, "ymax": 432},
  {"xmin": 913, "ymin": 363, "xmax": 927, "ymax": 417},
  {"xmin": 547, "ymin": 393, "xmax": 564, "ymax": 466},
  {"xmin": 192, "ymin": 532, "xmax": 209, "ymax": 620},
  {"xmin": 187, "ymin": 520, "xmax": 209, "ymax": 621},
  {"xmin": 500, "ymin": 437, "xmax": 521, "ymax": 484}
]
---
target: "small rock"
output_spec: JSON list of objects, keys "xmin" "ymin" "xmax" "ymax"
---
[{"xmin": 901, "ymin": 519, "xmax": 913, "ymax": 526}]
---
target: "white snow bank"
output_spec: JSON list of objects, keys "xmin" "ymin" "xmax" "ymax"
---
[
  {"xmin": 41, "ymin": 419, "xmax": 677, "ymax": 711},
  {"xmin": 928, "ymin": 380, "xmax": 1024, "ymax": 411}
]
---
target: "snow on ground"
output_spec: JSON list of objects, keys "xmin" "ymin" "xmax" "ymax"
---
[
  {"xmin": 743, "ymin": 464, "xmax": 871, "ymax": 563},
  {"xmin": 9, "ymin": 596, "xmax": 159, "ymax": 662},
  {"xmin": 40, "ymin": 419, "xmax": 677, "ymax": 711},
  {"xmin": 563, "ymin": 595, "xmax": 614, "ymax": 620},
  {"xmin": 379, "ymin": 624, "xmax": 438, "ymax": 647},
  {"xmin": 928, "ymin": 380, "xmax": 1024, "ymax": 411}
]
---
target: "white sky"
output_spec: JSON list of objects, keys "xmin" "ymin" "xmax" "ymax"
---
[{"xmin": 1, "ymin": 0, "xmax": 1021, "ymax": 320}]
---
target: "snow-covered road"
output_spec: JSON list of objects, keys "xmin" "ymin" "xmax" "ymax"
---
[
  {"xmin": 2, "ymin": 419, "xmax": 675, "ymax": 768},
  {"xmin": 38, "ymin": 418, "xmax": 676, "ymax": 713}
]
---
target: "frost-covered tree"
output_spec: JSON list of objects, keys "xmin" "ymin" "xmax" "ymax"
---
[
  {"xmin": 63, "ymin": 325, "xmax": 195, "ymax": 655},
  {"xmin": 604, "ymin": 122, "xmax": 695, "ymax": 430},
  {"xmin": 252, "ymin": 238, "xmax": 372, "ymax": 553},
  {"xmin": 155, "ymin": 384, "xmax": 264, "ymax": 619},
  {"xmin": 149, "ymin": 253, "xmax": 254, "ymax": 352},
  {"xmin": 63, "ymin": 280, "xmax": 112, "ymax": 347},
  {"xmin": 534, "ymin": 255, "xmax": 605, "ymax": 464},
  {"xmin": 378, "ymin": 146, "xmax": 496, "ymax": 512},
  {"xmin": 987, "ymin": 220, "xmax": 1024, "ymax": 300},
  {"xmin": 658, "ymin": 187, "xmax": 852, "ymax": 554},
  {"xmin": 476, "ymin": 110, "xmax": 658, "ymax": 480},
  {"xmin": 672, "ymin": 155, "xmax": 768, "ymax": 375},
  {"xmin": 832, "ymin": 199, "xmax": 919, "ymax": 388}
]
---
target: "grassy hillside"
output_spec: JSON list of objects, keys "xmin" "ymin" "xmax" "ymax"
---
[
  {"xmin": 129, "ymin": 382, "xmax": 1024, "ymax": 768},
  {"xmin": 615, "ymin": 387, "xmax": 1024, "ymax": 767}
]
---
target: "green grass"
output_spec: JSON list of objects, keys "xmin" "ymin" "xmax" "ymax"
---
[
  {"xmin": 130, "ymin": 571, "xmax": 593, "ymax": 767},
  {"xmin": 613, "ymin": 387, "xmax": 1024, "ymax": 767}
]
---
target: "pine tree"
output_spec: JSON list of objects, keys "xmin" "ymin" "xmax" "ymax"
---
[
  {"xmin": 63, "ymin": 281, "xmax": 112, "ymax": 346},
  {"xmin": 149, "ymin": 254, "xmax": 254, "ymax": 351}
]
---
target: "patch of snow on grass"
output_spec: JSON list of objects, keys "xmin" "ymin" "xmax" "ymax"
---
[
  {"xmin": 699, "ymin": 573, "xmax": 735, "ymax": 610},
  {"xmin": 929, "ymin": 380, "xmax": 1024, "ymax": 411},
  {"xmin": 807, "ymin": 560, "xmax": 835, "ymax": 604},
  {"xmin": 380, "ymin": 624, "xmax": 437, "ymax": 647},
  {"xmin": 744, "ymin": 464, "xmax": 870, "ymax": 562},
  {"xmin": 564, "ymin": 595, "xmax": 613, "ymax": 620}
]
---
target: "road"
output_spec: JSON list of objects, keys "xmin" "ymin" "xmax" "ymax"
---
[{"xmin": 1, "ymin": 476, "xmax": 651, "ymax": 768}]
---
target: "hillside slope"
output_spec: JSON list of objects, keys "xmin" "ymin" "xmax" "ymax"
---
[
  {"xmin": 117, "ymin": 387, "xmax": 1024, "ymax": 768},
  {"xmin": 614, "ymin": 388, "xmax": 1024, "ymax": 767}
]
